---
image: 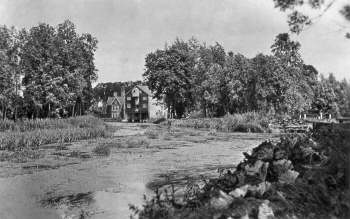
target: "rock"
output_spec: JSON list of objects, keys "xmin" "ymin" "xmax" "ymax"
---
[
  {"xmin": 243, "ymin": 182, "xmax": 272, "ymax": 197},
  {"xmin": 210, "ymin": 190, "xmax": 234, "ymax": 210},
  {"xmin": 245, "ymin": 160, "xmax": 264, "ymax": 176},
  {"xmin": 245, "ymin": 160, "xmax": 269, "ymax": 182},
  {"xmin": 258, "ymin": 200, "xmax": 275, "ymax": 219},
  {"xmin": 229, "ymin": 185, "xmax": 249, "ymax": 198},
  {"xmin": 251, "ymin": 141, "xmax": 275, "ymax": 161},
  {"xmin": 278, "ymin": 170, "xmax": 299, "ymax": 184},
  {"xmin": 274, "ymin": 147, "xmax": 287, "ymax": 160},
  {"xmin": 256, "ymin": 182, "xmax": 272, "ymax": 196},
  {"xmin": 273, "ymin": 159, "xmax": 293, "ymax": 175}
]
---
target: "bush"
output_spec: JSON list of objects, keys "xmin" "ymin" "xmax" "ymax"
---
[
  {"xmin": 126, "ymin": 137, "xmax": 150, "ymax": 148},
  {"xmin": 144, "ymin": 129, "xmax": 159, "ymax": 139},
  {"xmin": 93, "ymin": 144, "xmax": 111, "ymax": 156}
]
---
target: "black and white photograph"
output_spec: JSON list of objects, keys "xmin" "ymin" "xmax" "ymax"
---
[{"xmin": 0, "ymin": 0, "xmax": 350, "ymax": 218}]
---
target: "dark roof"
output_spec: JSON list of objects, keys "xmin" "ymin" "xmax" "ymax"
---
[
  {"xmin": 136, "ymin": 85, "xmax": 152, "ymax": 96},
  {"xmin": 106, "ymin": 97, "xmax": 114, "ymax": 105}
]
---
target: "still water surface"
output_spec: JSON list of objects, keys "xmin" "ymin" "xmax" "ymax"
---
[{"xmin": 0, "ymin": 123, "xmax": 275, "ymax": 219}]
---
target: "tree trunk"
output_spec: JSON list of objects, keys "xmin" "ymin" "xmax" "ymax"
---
[
  {"xmin": 2, "ymin": 104, "xmax": 5, "ymax": 120},
  {"xmin": 48, "ymin": 103, "xmax": 51, "ymax": 118},
  {"xmin": 72, "ymin": 105, "xmax": 75, "ymax": 117}
]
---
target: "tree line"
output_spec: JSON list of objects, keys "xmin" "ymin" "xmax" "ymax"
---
[
  {"xmin": 0, "ymin": 20, "xmax": 98, "ymax": 120},
  {"xmin": 143, "ymin": 34, "xmax": 350, "ymax": 118}
]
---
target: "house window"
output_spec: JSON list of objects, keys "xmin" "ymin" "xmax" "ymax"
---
[
  {"xmin": 142, "ymin": 96, "xmax": 147, "ymax": 101},
  {"xmin": 127, "ymin": 103, "xmax": 131, "ymax": 108},
  {"xmin": 142, "ymin": 103, "xmax": 147, "ymax": 108},
  {"xmin": 127, "ymin": 96, "xmax": 131, "ymax": 101}
]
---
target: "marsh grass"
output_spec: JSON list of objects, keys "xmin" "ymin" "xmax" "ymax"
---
[
  {"xmin": 0, "ymin": 115, "xmax": 104, "ymax": 132},
  {"xmin": 126, "ymin": 137, "xmax": 150, "ymax": 148},
  {"xmin": 144, "ymin": 129, "xmax": 159, "ymax": 139},
  {"xmin": 166, "ymin": 112, "xmax": 270, "ymax": 133},
  {"xmin": 0, "ymin": 116, "xmax": 111, "ymax": 151},
  {"xmin": 0, "ymin": 126, "xmax": 109, "ymax": 150},
  {"xmin": 0, "ymin": 149, "xmax": 44, "ymax": 163},
  {"xmin": 92, "ymin": 144, "xmax": 111, "ymax": 156},
  {"xmin": 163, "ymin": 134, "xmax": 172, "ymax": 141}
]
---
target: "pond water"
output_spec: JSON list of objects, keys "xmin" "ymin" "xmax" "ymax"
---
[{"xmin": 0, "ymin": 123, "xmax": 277, "ymax": 219}]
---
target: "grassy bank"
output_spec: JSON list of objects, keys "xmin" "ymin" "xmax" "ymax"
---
[
  {"xmin": 0, "ymin": 115, "xmax": 110, "ymax": 151},
  {"xmin": 166, "ymin": 112, "xmax": 270, "ymax": 133}
]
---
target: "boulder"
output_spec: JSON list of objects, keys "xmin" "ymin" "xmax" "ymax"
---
[
  {"xmin": 229, "ymin": 185, "xmax": 249, "ymax": 198},
  {"xmin": 272, "ymin": 159, "xmax": 293, "ymax": 176},
  {"xmin": 278, "ymin": 170, "xmax": 299, "ymax": 184},
  {"xmin": 250, "ymin": 141, "xmax": 275, "ymax": 161},
  {"xmin": 245, "ymin": 160, "xmax": 269, "ymax": 182},
  {"xmin": 210, "ymin": 190, "xmax": 234, "ymax": 210},
  {"xmin": 274, "ymin": 147, "xmax": 288, "ymax": 160},
  {"xmin": 258, "ymin": 200, "xmax": 275, "ymax": 219},
  {"xmin": 256, "ymin": 182, "xmax": 272, "ymax": 196}
]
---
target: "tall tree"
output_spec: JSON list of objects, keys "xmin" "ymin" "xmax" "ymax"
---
[
  {"xmin": 21, "ymin": 20, "xmax": 98, "ymax": 118},
  {"xmin": 143, "ymin": 38, "xmax": 197, "ymax": 118},
  {"xmin": 0, "ymin": 25, "xmax": 22, "ymax": 120}
]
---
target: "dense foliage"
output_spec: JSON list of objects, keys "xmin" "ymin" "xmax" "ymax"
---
[
  {"xmin": 144, "ymin": 35, "xmax": 350, "ymax": 118},
  {"xmin": 0, "ymin": 20, "xmax": 98, "ymax": 120}
]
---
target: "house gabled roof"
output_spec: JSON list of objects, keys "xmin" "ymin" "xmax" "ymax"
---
[
  {"xmin": 136, "ymin": 85, "xmax": 152, "ymax": 96},
  {"xmin": 107, "ymin": 97, "xmax": 122, "ymax": 106},
  {"xmin": 125, "ymin": 84, "xmax": 153, "ymax": 97},
  {"xmin": 116, "ymin": 96, "xmax": 124, "ymax": 105}
]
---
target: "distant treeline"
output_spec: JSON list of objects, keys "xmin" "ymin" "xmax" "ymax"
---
[
  {"xmin": 143, "ymin": 34, "xmax": 350, "ymax": 118},
  {"xmin": 0, "ymin": 20, "xmax": 97, "ymax": 120}
]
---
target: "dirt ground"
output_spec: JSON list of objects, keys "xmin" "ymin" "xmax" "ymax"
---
[{"xmin": 0, "ymin": 122, "xmax": 278, "ymax": 219}]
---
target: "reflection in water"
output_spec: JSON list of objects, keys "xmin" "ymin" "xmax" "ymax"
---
[{"xmin": 0, "ymin": 123, "xmax": 272, "ymax": 219}]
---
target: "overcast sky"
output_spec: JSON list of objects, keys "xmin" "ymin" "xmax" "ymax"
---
[{"xmin": 0, "ymin": 0, "xmax": 349, "ymax": 82}]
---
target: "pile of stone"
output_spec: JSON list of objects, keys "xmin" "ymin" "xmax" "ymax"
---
[
  {"xmin": 136, "ymin": 128, "xmax": 350, "ymax": 219},
  {"xmin": 202, "ymin": 133, "xmax": 348, "ymax": 218}
]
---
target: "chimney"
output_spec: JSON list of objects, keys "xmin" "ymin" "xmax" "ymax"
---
[
  {"xmin": 121, "ymin": 86, "xmax": 126, "ymax": 120},
  {"xmin": 121, "ymin": 86, "xmax": 125, "ymax": 98}
]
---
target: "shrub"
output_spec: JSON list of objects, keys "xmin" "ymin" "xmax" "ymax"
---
[
  {"xmin": 144, "ymin": 129, "xmax": 159, "ymax": 139},
  {"xmin": 93, "ymin": 144, "xmax": 111, "ymax": 156},
  {"xmin": 126, "ymin": 137, "xmax": 150, "ymax": 148}
]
